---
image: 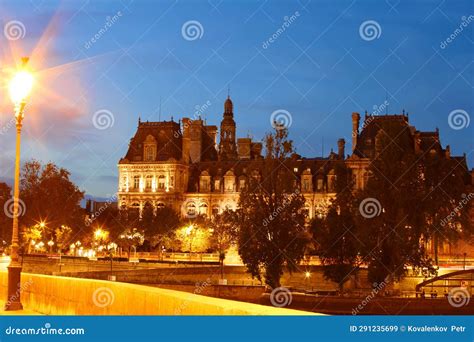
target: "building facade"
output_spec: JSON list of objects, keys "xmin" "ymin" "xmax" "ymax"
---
[{"xmin": 117, "ymin": 98, "xmax": 472, "ymax": 236}]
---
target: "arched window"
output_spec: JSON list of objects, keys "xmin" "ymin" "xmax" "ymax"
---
[
  {"xmin": 143, "ymin": 135, "xmax": 157, "ymax": 161},
  {"xmin": 224, "ymin": 170, "xmax": 235, "ymax": 192},
  {"xmin": 186, "ymin": 202, "xmax": 196, "ymax": 217},
  {"xmin": 199, "ymin": 203, "xmax": 208, "ymax": 216}
]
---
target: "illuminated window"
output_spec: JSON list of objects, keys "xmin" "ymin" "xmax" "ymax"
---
[
  {"xmin": 303, "ymin": 180, "xmax": 310, "ymax": 191},
  {"xmin": 133, "ymin": 176, "xmax": 140, "ymax": 189},
  {"xmin": 201, "ymin": 180, "xmax": 209, "ymax": 192},
  {"xmin": 146, "ymin": 175, "xmax": 152, "ymax": 189},
  {"xmin": 186, "ymin": 202, "xmax": 196, "ymax": 217},
  {"xmin": 158, "ymin": 175, "xmax": 165, "ymax": 189},
  {"xmin": 239, "ymin": 178, "xmax": 246, "ymax": 191},
  {"xmin": 317, "ymin": 179, "xmax": 323, "ymax": 191},
  {"xmin": 199, "ymin": 203, "xmax": 208, "ymax": 216},
  {"xmin": 143, "ymin": 135, "xmax": 157, "ymax": 161}
]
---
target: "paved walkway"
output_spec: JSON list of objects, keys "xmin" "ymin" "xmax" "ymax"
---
[{"xmin": 0, "ymin": 300, "xmax": 42, "ymax": 315}]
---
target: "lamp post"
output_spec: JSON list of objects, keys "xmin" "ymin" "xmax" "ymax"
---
[{"xmin": 5, "ymin": 57, "xmax": 34, "ymax": 311}]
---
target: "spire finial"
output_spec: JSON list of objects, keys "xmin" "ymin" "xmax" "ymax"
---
[
  {"xmin": 159, "ymin": 96, "xmax": 162, "ymax": 122},
  {"xmin": 227, "ymin": 85, "xmax": 230, "ymax": 98}
]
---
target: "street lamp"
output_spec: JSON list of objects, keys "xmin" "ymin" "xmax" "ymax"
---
[
  {"xmin": 47, "ymin": 240, "xmax": 54, "ymax": 253},
  {"xmin": 5, "ymin": 57, "xmax": 34, "ymax": 311}
]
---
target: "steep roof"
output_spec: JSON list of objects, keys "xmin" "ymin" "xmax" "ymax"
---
[
  {"xmin": 120, "ymin": 120, "xmax": 182, "ymax": 163},
  {"xmin": 186, "ymin": 157, "xmax": 341, "ymax": 192},
  {"xmin": 354, "ymin": 114, "xmax": 412, "ymax": 158}
]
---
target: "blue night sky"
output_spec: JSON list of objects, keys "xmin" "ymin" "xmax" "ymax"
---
[{"xmin": 0, "ymin": 0, "xmax": 473, "ymax": 198}]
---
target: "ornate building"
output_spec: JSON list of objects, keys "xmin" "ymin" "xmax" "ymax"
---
[{"xmin": 117, "ymin": 98, "xmax": 472, "ymax": 238}]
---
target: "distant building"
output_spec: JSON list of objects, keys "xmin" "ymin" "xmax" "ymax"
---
[
  {"xmin": 117, "ymin": 98, "xmax": 472, "ymax": 259},
  {"xmin": 85, "ymin": 199, "xmax": 118, "ymax": 222},
  {"xmin": 349, "ymin": 111, "xmax": 473, "ymax": 261}
]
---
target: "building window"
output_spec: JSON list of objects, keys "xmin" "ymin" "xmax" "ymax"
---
[
  {"xmin": 201, "ymin": 180, "xmax": 209, "ymax": 192},
  {"xmin": 158, "ymin": 175, "xmax": 165, "ymax": 189},
  {"xmin": 317, "ymin": 179, "xmax": 323, "ymax": 191},
  {"xmin": 212, "ymin": 206, "xmax": 219, "ymax": 216},
  {"xmin": 143, "ymin": 135, "xmax": 157, "ymax": 161},
  {"xmin": 133, "ymin": 176, "xmax": 140, "ymax": 189},
  {"xmin": 224, "ymin": 170, "xmax": 236, "ymax": 192},
  {"xmin": 186, "ymin": 202, "xmax": 196, "ymax": 217},
  {"xmin": 303, "ymin": 179, "xmax": 310, "ymax": 192},
  {"xmin": 239, "ymin": 178, "xmax": 246, "ymax": 191},
  {"xmin": 146, "ymin": 175, "xmax": 152, "ymax": 189},
  {"xmin": 214, "ymin": 179, "xmax": 221, "ymax": 192},
  {"xmin": 199, "ymin": 203, "xmax": 208, "ymax": 216},
  {"xmin": 145, "ymin": 146, "xmax": 154, "ymax": 161}
]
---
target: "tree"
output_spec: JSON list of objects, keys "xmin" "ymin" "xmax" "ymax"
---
[
  {"xmin": 55, "ymin": 225, "xmax": 73, "ymax": 252},
  {"xmin": 356, "ymin": 123, "xmax": 435, "ymax": 284},
  {"xmin": 22, "ymin": 224, "xmax": 42, "ymax": 253},
  {"xmin": 20, "ymin": 160, "xmax": 85, "ymax": 245},
  {"xmin": 312, "ymin": 162, "xmax": 360, "ymax": 293},
  {"xmin": 208, "ymin": 209, "xmax": 239, "ymax": 279},
  {"xmin": 175, "ymin": 221, "xmax": 212, "ymax": 253},
  {"xmin": 88, "ymin": 206, "xmax": 124, "ymax": 243},
  {"xmin": 421, "ymin": 152, "xmax": 472, "ymax": 264},
  {"xmin": 146, "ymin": 206, "xmax": 181, "ymax": 254},
  {"xmin": 0, "ymin": 182, "xmax": 12, "ymax": 244},
  {"xmin": 237, "ymin": 127, "xmax": 308, "ymax": 288},
  {"xmin": 143, "ymin": 206, "xmax": 181, "ymax": 247}
]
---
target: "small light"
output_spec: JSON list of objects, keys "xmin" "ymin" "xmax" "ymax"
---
[{"xmin": 305, "ymin": 271, "xmax": 311, "ymax": 279}]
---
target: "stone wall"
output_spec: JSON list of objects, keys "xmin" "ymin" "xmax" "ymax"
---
[
  {"xmin": 152, "ymin": 284, "xmax": 266, "ymax": 302},
  {"xmin": 21, "ymin": 255, "xmax": 435, "ymax": 295},
  {"xmin": 0, "ymin": 271, "xmax": 313, "ymax": 315}
]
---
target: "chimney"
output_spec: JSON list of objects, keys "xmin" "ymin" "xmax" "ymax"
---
[
  {"xmin": 182, "ymin": 118, "xmax": 191, "ymax": 163},
  {"xmin": 251, "ymin": 142, "xmax": 263, "ymax": 159},
  {"xmin": 352, "ymin": 112, "xmax": 360, "ymax": 152},
  {"xmin": 445, "ymin": 145, "xmax": 451, "ymax": 159},
  {"xmin": 189, "ymin": 119, "xmax": 203, "ymax": 163},
  {"xmin": 237, "ymin": 138, "xmax": 251, "ymax": 160},
  {"xmin": 337, "ymin": 138, "xmax": 345, "ymax": 159},
  {"xmin": 204, "ymin": 125, "xmax": 218, "ymax": 149}
]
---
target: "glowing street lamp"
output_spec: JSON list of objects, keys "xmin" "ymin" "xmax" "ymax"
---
[
  {"xmin": 5, "ymin": 57, "xmax": 34, "ymax": 311},
  {"xmin": 94, "ymin": 228, "xmax": 104, "ymax": 240},
  {"xmin": 47, "ymin": 240, "xmax": 54, "ymax": 253}
]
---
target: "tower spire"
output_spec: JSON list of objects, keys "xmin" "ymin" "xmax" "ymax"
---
[
  {"xmin": 159, "ymin": 96, "xmax": 162, "ymax": 121},
  {"xmin": 219, "ymin": 96, "xmax": 237, "ymax": 160}
]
